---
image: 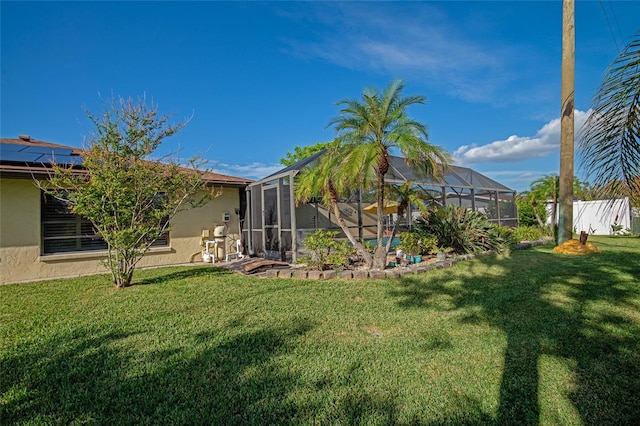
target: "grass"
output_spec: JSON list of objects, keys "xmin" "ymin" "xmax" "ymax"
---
[{"xmin": 1, "ymin": 235, "xmax": 639, "ymax": 425}]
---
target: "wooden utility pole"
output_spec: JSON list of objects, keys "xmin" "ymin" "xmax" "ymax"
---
[{"xmin": 558, "ymin": 0, "xmax": 575, "ymax": 244}]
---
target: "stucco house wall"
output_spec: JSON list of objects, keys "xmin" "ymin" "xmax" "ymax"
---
[
  {"xmin": 0, "ymin": 136, "xmax": 252, "ymax": 285},
  {"xmin": 0, "ymin": 179, "xmax": 246, "ymax": 284}
]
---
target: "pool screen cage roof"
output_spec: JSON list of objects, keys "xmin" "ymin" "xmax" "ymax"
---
[{"xmin": 244, "ymin": 151, "xmax": 517, "ymax": 262}]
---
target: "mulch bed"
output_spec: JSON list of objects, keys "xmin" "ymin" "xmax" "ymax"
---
[{"xmin": 212, "ymin": 238, "xmax": 553, "ymax": 279}]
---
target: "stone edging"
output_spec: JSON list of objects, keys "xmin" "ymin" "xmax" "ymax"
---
[{"xmin": 257, "ymin": 237, "xmax": 553, "ymax": 280}]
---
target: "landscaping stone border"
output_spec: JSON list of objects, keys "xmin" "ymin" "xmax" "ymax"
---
[{"xmin": 255, "ymin": 237, "xmax": 553, "ymax": 280}]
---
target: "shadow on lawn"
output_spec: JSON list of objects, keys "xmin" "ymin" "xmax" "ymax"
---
[
  {"xmin": 0, "ymin": 319, "xmax": 314, "ymax": 424},
  {"xmin": 390, "ymin": 239, "xmax": 640, "ymax": 425},
  {"xmin": 135, "ymin": 265, "xmax": 232, "ymax": 286}
]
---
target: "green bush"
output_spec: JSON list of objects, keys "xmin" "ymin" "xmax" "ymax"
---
[
  {"xmin": 513, "ymin": 225, "xmax": 550, "ymax": 242},
  {"xmin": 516, "ymin": 198, "xmax": 547, "ymax": 227},
  {"xmin": 300, "ymin": 229, "xmax": 356, "ymax": 271},
  {"xmin": 491, "ymin": 225, "xmax": 519, "ymax": 247},
  {"xmin": 398, "ymin": 232, "xmax": 438, "ymax": 255},
  {"xmin": 414, "ymin": 205, "xmax": 509, "ymax": 254}
]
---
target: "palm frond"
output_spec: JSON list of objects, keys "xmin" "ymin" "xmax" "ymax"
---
[{"xmin": 579, "ymin": 31, "xmax": 640, "ymax": 201}]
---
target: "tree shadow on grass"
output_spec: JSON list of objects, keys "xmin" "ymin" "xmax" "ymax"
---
[
  {"xmin": 135, "ymin": 265, "xmax": 233, "ymax": 286},
  {"xmin": 389, "ymin": 243, "xmax": 640, "ymax": 424},
  {"xmin": 0, "ymin": 319, "xmax": 316, "ymax": 425}
]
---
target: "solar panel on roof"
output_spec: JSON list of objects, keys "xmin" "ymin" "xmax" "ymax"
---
[
  {"xmin": 0, "ymin": 151, "xmax": 44, "ymax": 163},
  {"xmin": 22, "ymin": 146, "xmax": 74, "ymax": 156},
  {"xmin": 0, "ymin": 143, "xmax": 83, "ymax": 166},
  {"xmin": 0, "ymin": 143, "xmax": 28, "ymax": 152},
  {"xmin": 43, "ymin": 155, "xmax": 84, "ymax": 166}
]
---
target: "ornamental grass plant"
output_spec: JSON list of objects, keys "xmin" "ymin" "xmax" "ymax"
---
[
  {"xmin": 1, "ymin": 236, "xmax": 638, "ymax": 425},
  {"xmin": 414, "ymin": 205, "xmax": 510, "ymax": 254}
]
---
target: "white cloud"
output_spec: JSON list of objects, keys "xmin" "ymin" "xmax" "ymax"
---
[
  {"xmin": 281, "ymin": 3, "xmax": 507, "ymax": 102},
  {"xmin": 453, "ymin": 109, "xmax": 590, "ymax": 165},
  {"xmin": 212, "ymin": 162, "xmax": 283, "ymax": 181}
]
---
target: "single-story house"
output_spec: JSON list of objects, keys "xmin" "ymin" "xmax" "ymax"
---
[{"xmin": 0, "ymin": 135, "xmax": 252, "ymax": 285}]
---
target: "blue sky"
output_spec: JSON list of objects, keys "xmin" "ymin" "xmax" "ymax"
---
[{"xmin": 2, "ymin": 1, "xmax": 638, "ymax": 192}]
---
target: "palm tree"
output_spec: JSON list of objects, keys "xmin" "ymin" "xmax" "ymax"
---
[
  {"xmin": 295, "ymin": 141, "xmax": 377, "ymax": 266},
  {"xmin": 529, "ymin": 175, "xmax": 559, "ymax": 231},
  {"xmin": 558, "ymin": 0, "xmax": 575, "ymax": 245},
  {"xmin": 527, "ymin": 175, "xmax": 587, "ymax": 231},
  {"xmin": 297, "ymin": 80, "xmax": 450, "ymax": 269},
  {"xmin": 385, "ymin": 180, "xmax": 434, "ymax": 230},
  {"xmin": 517, "ymin": 190, "xmax": 547, "ymax": 228},
  {"xmin": 579, "ymin": 31, "xmax": 640, "ymax": 205}
]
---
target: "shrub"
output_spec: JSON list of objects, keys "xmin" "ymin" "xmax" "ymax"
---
[
  {"xmin": 513, "ymin": 225, "xmax": 550, "ymax": 242},
  {"xmin": 420, "ymin": 234, "xmax": 439, "ymax": 255},
  {"xmin": 516, "ymin": 198, "xmax": 547, "ymax": 227},
  {"xmin": 414, "ymin": 205, "xmax": 508, "ymax": 254},
  {"xmin": 398, "ymin": 232, "xmax": 437, "ymax": 256},
  {"xmin": 491, "ymin": 225, "xmax": 519, "ymax": 247},
  {"xmin": 300, "ymin": 229, "xmax": 356, "ymax": 271}
]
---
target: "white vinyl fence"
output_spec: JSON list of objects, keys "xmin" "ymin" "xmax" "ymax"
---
[{"xmin": 547, "ymin": 198, "xmax": 632, "ymax": 235}]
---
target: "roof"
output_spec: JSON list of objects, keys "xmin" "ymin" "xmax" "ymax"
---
[
  {"xmin": 386, "ymin": 156, "xmax": 513, "ymax": 192},
  {"xmin": 1, "ymin": 137, "xmax": 84, "ymax": 165},
  {"xmin": 264, "ymin": 148, "xmax": 327, "ymax": 180},
  {"xmin": 0, "ymin": 136, "xmax": 253, "ymax": 187},
  {"xmin": 252, "ymin": 149, "xmax": 514, "ymax": 193}
]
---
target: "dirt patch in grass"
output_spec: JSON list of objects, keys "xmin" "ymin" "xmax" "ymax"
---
[{"xmin": 363, "ymin": 326, "xmax": 382, "ymax": 337}]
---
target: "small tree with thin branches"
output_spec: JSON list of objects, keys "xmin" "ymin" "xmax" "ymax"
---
[{"xmin": 42, "ymin": 96, "xmax": 209, "ymax": 288}]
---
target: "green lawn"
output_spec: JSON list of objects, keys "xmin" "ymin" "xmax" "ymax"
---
[{"xmin": 1, "ymin": 236, "xmax": 639, "ymax": 425}]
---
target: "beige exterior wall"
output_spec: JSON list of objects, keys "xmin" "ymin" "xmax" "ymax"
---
[{"xmin": 0, "ymin": 178, "xmax": 244, "ymax": 285}]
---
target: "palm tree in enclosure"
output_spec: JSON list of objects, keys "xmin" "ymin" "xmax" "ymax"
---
[
  {"xmin": 527, "ymin": 174, "xmax": 587, "ymax": 233},
  {"xmin": 580, "ymin": 31, "xmax": 640, "ymax": 205},
  {"xmin": 529, "ymin": 174, "xmax": 560, "ymax": 231},
  {"xmin": 296, "ymin": 80, "xmax": 450, "ymax": 270}
]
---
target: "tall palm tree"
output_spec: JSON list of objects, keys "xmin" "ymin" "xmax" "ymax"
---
[
  {"xmin": 579, "ymin": 31, "xmax": 640, "ymax": 204},
  {"xmin": 297, "ymin": 80, "xmax": 450, "ymax": 270}
]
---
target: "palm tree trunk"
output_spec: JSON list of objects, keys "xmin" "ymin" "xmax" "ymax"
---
[
  {"xmin": 374, "ymin": 170, "xmax": 388, "ymax": 270},
  {"xmin": 384, "ymin": 201, "xmax": 408, "ymax": 253},
  {"xmin": 330, "ymin": 201, "xmax": 373, "ymax": 267},
  {"xmin": 558, "ymin": 0, "xmax": 575, "ymax": 244},
  {"xmin": 531, "ymin": 200, "xmax": 545, "ymax": 228},
  {"xmin": 328, "ymin": 184, "xmax": 373, "ymax": 268}
]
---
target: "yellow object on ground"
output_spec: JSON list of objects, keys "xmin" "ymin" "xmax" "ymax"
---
[{"xmin": 552, "ymin": 239, "xmax": 600, "ymax": 255}]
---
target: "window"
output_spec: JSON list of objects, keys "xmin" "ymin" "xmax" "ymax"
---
[{"xmin": 41, "ymin": 192, "xmax": 169, "ymax": 254}]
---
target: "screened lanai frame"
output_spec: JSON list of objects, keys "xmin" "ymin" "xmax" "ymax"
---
[{"xmin": 243, "ymin": 152, "xmax": 517, "ymax": 262}]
